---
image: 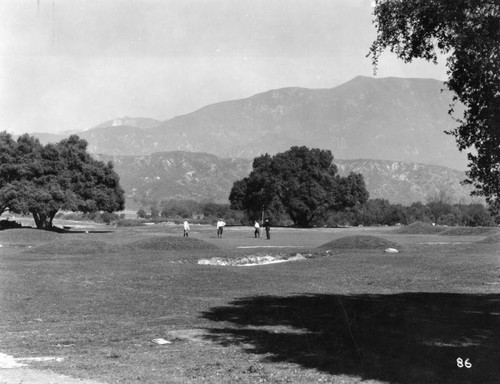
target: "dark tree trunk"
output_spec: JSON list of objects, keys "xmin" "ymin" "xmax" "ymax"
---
[{"xmin": 31, "ymin": 210, "xmax": 58, "ymax": 229}]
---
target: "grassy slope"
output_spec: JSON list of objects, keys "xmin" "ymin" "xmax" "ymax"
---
[{"xmin": 0, "ymin": 225, "xmax": 499, "ymax": 384}]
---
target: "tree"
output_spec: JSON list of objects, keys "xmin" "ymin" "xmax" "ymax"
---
[
  {"xmin": 426, "ymin": 188, "xmax": 454, "ymax": 222},
  {"xmin": 1, "ymin": 133, "xmax": 125, "ymax": 229},
  {"xmin": 150, "ymin": 206, "xmax": 159, "ymax": 219},
  {"xmin": 370, "ymin": 0, "xmax": 500, "ymax": 210},
  {"xmin": 357, "ymin": 198, "xmax": 393, "ymax": 226},
  {"xmin": 0, "ymin": 132, "xmax": 22, "ymax": 216},
  {"xmin": 462, "ymin": 204, "xmax": 495, "ymax": 226},
  {"xmin": 407, "ymin": 201, "xmax": 433, "ymax": 224},
  {"xmin": 229, "ymin": 146, "xmax": 369, "ymax": 227}
]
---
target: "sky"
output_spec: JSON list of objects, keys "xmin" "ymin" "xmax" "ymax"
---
[{"xmin": 0, "ymin": 0, "xmax": 449, "ymax": 135}]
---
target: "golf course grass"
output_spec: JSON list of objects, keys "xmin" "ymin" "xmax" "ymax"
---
[{"xmin": 0, "ymin": 223, "xmax": 499, "ymax": 383}]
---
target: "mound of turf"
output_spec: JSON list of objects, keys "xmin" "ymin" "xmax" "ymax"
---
[
  {"xmin": 317, "ymin": 235, "xmax": 400, "ymax": 250},
  {"xmin": 0, "ymin": 228, "xmax": 63, "ymax": 244},
  {"xmin": 440, "ymin": 227, "xmax": 497, "ymax": 236},
  {"xmin": 125, "ymin": 235, "xmax": 218, "ymax": 251},
  {"xmin": 392, "ymin": 221, "xmax": 447, "ymax": 234},
  {"xmin": 476, "ymin": 234, "xmax": 500, "ymax": 244},
  {"xmin": 25, "ymin": 239, "xmax": 116, "ymax": 255}
]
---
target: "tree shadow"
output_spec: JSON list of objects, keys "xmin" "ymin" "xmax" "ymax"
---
[{"xmin": 202, "ymin": 293, "xmax": 500, "ymax": 383}]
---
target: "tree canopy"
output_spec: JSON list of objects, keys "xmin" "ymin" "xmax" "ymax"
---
[
  {"xmin": 0, "ymin": 132, "xmax": 125, "ymax": 229},
  {"xmin": 229, "ymin": 146, "xmax": 369, "ymax": 227},
  {"xmin": 0, "ymin": 132, "xmax": 22, "ymax": 217},
  {"xmin": 369, "ymin": 0, "xmax": 500, "ymax": 210}
]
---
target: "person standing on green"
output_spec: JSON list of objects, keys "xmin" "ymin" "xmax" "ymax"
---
[
  {"xmin": 254, "ymin": 220, "xmax": 261, "ymax": 238},
  {"xmin": 263, "ymin": 219, "xmax": 271, "ymax": 240},
  {"xmin": 216, "ymin": 218, "xmax": 226, "ymax": 238}
]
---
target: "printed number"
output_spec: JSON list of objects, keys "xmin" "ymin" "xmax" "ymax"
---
[{"xmin": 457, "ymin": 358, "xmax": 472, "ymax": 368}]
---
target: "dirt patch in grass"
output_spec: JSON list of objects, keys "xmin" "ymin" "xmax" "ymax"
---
[
  {"xmin": 124, "ymin": 235, "xmax": 219, "ymax": 251},
  {"xmin": 198, "ymin": 253, "xmax": 307, "ymax": 266},
  {"xmin": 439, "ymin": 227, "xmax": 498, "ymax": 236},
  {"xmin": 317, "ymin": 235, "xmax": 400, "ymax": 250},
  {"xmin": 0, "ymin": 228, "xmax": 63, "ymax": 245},
  {"xmin": 24, "ymin": 239, "xmax": 117, "ymax": 255},
  {"xmin": 166, "ymin": 329, "xmax": 210, "ymax": 343},
  {"xmin": 0, "ymin": 367, "xmax": 105, "ymax": 384},
  {"xmin": 392, "ymin": 221, "xmax": 447, "ymax": 234}
]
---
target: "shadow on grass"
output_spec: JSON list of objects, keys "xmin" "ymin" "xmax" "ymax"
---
[{"xmin": 202, "ymin": 293, "xmax": 500, "ymax": 384}]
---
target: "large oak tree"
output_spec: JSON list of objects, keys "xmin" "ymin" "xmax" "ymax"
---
[
  {"xmin": 369, "ymin": 0, "xmax": 500, "ymax": 210},
  {"xmin": 229, "ymin": 146, "xmax": 369, "ymax": 227},
  {"xmin": 0, "ymin": 132, "xmax": 125, "ymax": 229},
  {"xmin": 0, "ymin": 132, "xmax": 22, "ymax": 217}
]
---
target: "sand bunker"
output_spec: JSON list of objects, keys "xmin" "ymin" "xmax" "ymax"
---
[
  {"xmin": 125, "ymin": 236, "xmax": 218, "ymax": 251},
  {"xmin": 392, "ymin": 221, "xmax": 447, "ymax": 235},
  {"xmin": 198, "ymin": 254, "xmax": 306, "ymax": 266},
  {"xmin": 0, "ymin": 353, "xmax": 26, "ymax": 368},
  {"xmin": 317, "ymin": 235, "xmax": 400, "ymax": 250}
]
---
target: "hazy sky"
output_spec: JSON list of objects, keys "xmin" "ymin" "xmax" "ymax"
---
[{"xmin": 1, "ymin": 0, "xmax": 448, "ymax": 134}]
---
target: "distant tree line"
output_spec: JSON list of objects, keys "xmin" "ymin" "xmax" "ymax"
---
[
  {"xmin": 54, "ymin": 211, "xmax": 125, "ymax": 225},
  {"xmin": 135, "ymin": 198, "xmax": 497, "ymax": 228},
  {"xmin": 328, "ymin": 199, "xmax": 497, "ymax": 228},
  {"xmin": 136, "ymin": 199, "xmax": 244, "ymax": 225}
]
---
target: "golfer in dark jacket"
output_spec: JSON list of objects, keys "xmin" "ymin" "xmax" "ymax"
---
[{"xmin": 263, "ymin": 219, "xmax": 271, "ymax": 240}]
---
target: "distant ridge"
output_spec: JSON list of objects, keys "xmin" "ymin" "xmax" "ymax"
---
[
  {"xmin": 95, "ymin": 152, "xmax": 480, "ymax": 209},
  {"xmin": 93, "ymin": 116, "xmax": 162, "ymax": 130},
  {"xmin": 33, "ymin": 76, "xmax": 468, "ymax": 170}
]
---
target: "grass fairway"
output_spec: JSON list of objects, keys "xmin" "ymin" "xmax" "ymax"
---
[{"xmin": 1, "ymin": 224, "xmax": 499, "ymax": 383}]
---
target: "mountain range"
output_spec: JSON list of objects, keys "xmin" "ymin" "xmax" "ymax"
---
[
  {"xmin": 29, "ymin": 76, "xmax": 480, "ymax": 207},
  {"xmin": 34, "ymin": 76, "xmax": 468, "ymax": 170}
]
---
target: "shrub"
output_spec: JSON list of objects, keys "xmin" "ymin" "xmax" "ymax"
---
[{"xmin": 116, "ymin": 219, "xmax": 145, "ymax": 227}]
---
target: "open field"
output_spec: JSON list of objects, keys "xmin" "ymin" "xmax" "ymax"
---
[{"xmin": 1, "ymin": 223, "xmax": 499, "ymax": 383}]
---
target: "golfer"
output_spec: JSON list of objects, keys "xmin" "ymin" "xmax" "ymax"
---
[
  {"xmin": 263, "ymin": 219, "xmax": 271, "ymax": 240},
  {"xmin": 254, "ymin": 220, "xmax": 261, "ymax": 238},
  {"xmin": 216, "ymin": 218, "xmax": 226, "ymax": 238},
  {"xmin": 183, "ymin": 219, "xmax": 190, "ymax": 237}
]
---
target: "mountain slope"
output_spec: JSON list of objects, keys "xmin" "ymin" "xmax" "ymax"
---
[
  {"xmin": 95, "ymin": 152, "xmax": 252, "ymax": 205},
  {"xmin": 34, "ymin": 76, "xmax": 467, "ymax": 170},
  {"xmin": 93, "ymin": 116, "xmax": 162, "ymax": 130},
  {"xmin": 96, "ymin": 152, "xmax": 479, "ymax": 209},
  {"xmin": 334, "ymin": 159, "xmax": 479, "ymax": 205},
  {"xmin": 147, "ymin": 76, "xmax": 466, "ymax": 169},
  {"xmin": 31, "ymin": 117, "xmax": 162, "ymax": 146},
  {"xmin": 79, "ymin": 125, "xmax": 157, "ymax": 155}
]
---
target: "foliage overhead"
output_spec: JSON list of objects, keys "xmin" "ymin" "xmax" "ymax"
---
[
  {"xmin": 369, "ymin": 0, "xmax": 500, "ymax": 210},
  {"xmin": 0, "ymin": 132, "xmax": 125, "ymax": 229},
  {"xmin": 229, "ymin": 146, "xmax": 369, "ymax": 227}
]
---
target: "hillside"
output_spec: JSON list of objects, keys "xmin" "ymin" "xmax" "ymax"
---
[
  {"xmin": 151, "ymin": 76, "xmax": 466, "ymax": 169},
  {"xmin": 93, "ymin": 117, "xmax": 162, "ymax": 130},
  {"xmin": 34, "ymin": 76, "xmax": 468, "ymax": 170},
  {"xmin": 96, "ymin": 152, "xmax": 480, "ymax": 209},
  {"xmin": 95, "ymin": 152, "xmax": 251, "ymax": 206},
  {"xmin": 334, "ymin": 159, "xmax": 480, "ymax": 205}
]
